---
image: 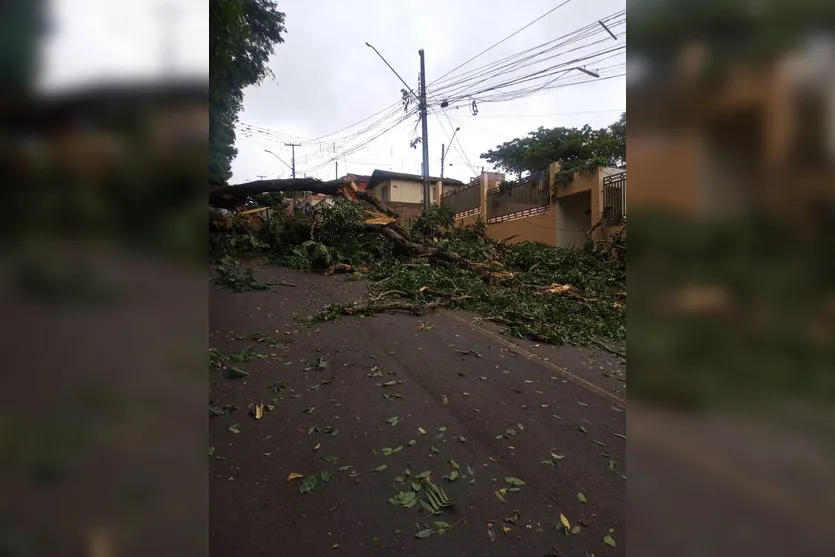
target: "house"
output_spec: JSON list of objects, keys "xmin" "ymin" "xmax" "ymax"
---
[
  {"xmin": 444, "ymin": 164, "xmax": 625, "ymax": 248},
  {"xmin": 366, "ymin": 169, "xmax": 464, "ymax": 221}
]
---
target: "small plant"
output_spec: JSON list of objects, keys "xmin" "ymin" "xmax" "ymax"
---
[
  {"xmin": 410, "ymin": 204, "xmax": 455, "ymax": 238},
  {"xmin": 213, "ymin": 255, "xmax": 271, "ymax": 292}
]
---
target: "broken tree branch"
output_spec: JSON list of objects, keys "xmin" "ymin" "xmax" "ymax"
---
[
  {"xmin": 210, "ymin": 175, "xmax": 358, "ymax": 209},
  {"xmin": 340, "ymin": 298, "xmax": 447, "ymax": 316}
]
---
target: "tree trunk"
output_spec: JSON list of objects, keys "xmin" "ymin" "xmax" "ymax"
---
[{"xmin": 210, "ymin": 176, "xmax": 356, "ymax": 209}]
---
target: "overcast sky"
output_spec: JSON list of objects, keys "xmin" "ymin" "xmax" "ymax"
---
[
  {"xmin": 36, "ymin": 0, "xmax": 624, "ymax": 185},
  {"xmin": 233, "ymin": 0, "xmax": 625, "ymax": 184},
  {"xmin": 38, "ymin": 0, "xmax": 208, "ymax": 91}
]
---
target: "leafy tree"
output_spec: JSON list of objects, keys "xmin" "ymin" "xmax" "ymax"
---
[
  {"xmin": 628, "ymin": 0, "xmax": 835, "ymax": 82},
  {"xmin": 480, "ymin": 112, "xmax": 625, "ymax": 186},
  {"xmin": 210, "ymin": 0, "xmax": 286, "ymax": 185},
  {"xmin": 0, "ymin": 1, "xmax": 48, "ymax": 96}
]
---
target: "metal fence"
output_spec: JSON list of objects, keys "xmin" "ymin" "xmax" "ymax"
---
[
  {"xmin": 486, "ymin": 175, "xmax": 550, "ymax": 223},
  {"xmin": 441, "ymin": 180, "xmax": 481, "ymax": 217},
  {"xmin": 602, "ymin": 171, "xmax": 626, "ymax": 223}
]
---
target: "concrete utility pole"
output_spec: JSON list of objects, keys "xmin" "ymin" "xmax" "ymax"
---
[
  {"xmin": 284, "ymin": 142, "xmax": 301, "ymax": 211},
  {"xmin": 284, "ymin": 143, "xmax": 300, "ymax": 178},
  {"xmin": 418, "ymin": 49, "xmax": 430, "ymax": 212}
]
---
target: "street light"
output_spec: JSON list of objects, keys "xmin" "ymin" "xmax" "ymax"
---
[
  {"xmin": 263, "ymin": 149, "xmax": 293, "ymax": 174},
  {"xmin": 440, "ymin": 127, "xmax": 460, "ymax": 181},
  {"xmin": 264, "ymin": 149, "xmax": 297, "ymax": 211}
]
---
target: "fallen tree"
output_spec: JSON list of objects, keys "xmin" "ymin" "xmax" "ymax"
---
[
  {"xmin": 209, "ymin": 177, "xmax": 626, "ymax": 346},
  {"xmin": 209, "ymin": 175, "xmax": 358, "ymax": 209}
]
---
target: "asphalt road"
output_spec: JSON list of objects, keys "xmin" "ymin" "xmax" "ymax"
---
[{"xmin": 209, "ymin": 265, "xmax": 626, "ymax": 557}]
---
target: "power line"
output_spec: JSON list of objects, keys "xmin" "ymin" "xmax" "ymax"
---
[
  {"xmin": 431, "ymin": 0, "xmax": 575, "ymax": 85},
  {"xmin": 430, "ymin": 9, "xmax": 622, "ymax": 96},
  {"xmin": 428, "ymin": 11, "xmax": 624, "ymax": 104},
  {"xmin": 432, "ymin": 27, "xmax": 625, "ymax": 103},
  {"xmin": 451, "ymin": 108, "xmax": 624, "ymax": 119}
]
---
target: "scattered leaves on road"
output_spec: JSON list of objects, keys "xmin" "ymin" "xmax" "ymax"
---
[
  {"xmin": 577, "ymin": 492, "xmax": 587, "ymax": 503},
  {"xmin": 299, "ymin": 470, "xmax": 332, "ymax": 494},
  {"xmin": 504, "ymin": 477, "xmax": 525, "ymax": 486}
]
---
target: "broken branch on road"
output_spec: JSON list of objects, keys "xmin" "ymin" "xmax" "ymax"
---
[{"xmin": 209, "ymin": 180, "xmax": 625, "ymax": 346}]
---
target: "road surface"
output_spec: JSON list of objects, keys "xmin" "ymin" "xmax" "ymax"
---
[{"xmin": 209, "ymin": 265, "xmax": 626, "ymax": 557}]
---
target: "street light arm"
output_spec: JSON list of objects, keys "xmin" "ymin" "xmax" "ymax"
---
[
  {"xmin": 366, "ymin": 42, "xmax": 421, "ymax": 103},
  {"xmin": 264, "ymin": 149, "xmax": 293, "ymax": 172}
]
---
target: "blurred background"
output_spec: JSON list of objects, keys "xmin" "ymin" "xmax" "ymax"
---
[
  {"xmin": 0, "ymin": 1, "xmax": 208, "ymax": 555},
  {"xmin": 627, "ymin": 1, "xmax": 835, "ymax": 556}
]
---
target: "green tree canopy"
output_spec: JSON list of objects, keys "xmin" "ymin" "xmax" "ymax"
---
[
  {"xmin": 480, "ymin": 112, "xmax": 625, "ymax": 185},
  {"xmin": 0, "ymin": 1, "xmax": 48, "ymax": 96},
  {"xmin": 628, "ymin": 0, "xmax": 835, "ymax": 80},
  {"xmin": 210, "ymin": 0, "xmax": 286, "ymax": 185}
]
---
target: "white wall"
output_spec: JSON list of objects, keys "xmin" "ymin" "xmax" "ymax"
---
[
  {"xmin": 556, "ymin": 190, "xmax": 591, "ymax": 248},
  {"xmin": 388, "ymin": 179, "xmax": 425, "ymax": 204}
]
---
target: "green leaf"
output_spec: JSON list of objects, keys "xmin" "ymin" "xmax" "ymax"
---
[
  {"xmin": 415, "ymin": 529, "xmax": 434, "ymax": 539},
  {"xmin": 577, "ymin": 492, "xmax": 587, "ymax": 503},
  {"xmin": 387, "ymin": 416, "xmax": 399, "ymax": 426},
  {"xmin": 225, "ymin": 366, "xmax": 249, "ymax": 379},
  {"xmin": 320, "ymin": 470, "xmax": 332, "ymax": 482},
  {"xmin": 571, "ymin": 526, "xmax": 581, "ymax": 535},
  {"xmin": 434, "ymin": 521, "xmax": 450, "ymax": 528},
  {"xmin": 449, "ymin": 458, "xmax": 460, "ymax": 470},
  {"xmin": 504, "ymin": 477, "xmax": 525, "ymax": 486},
  {"xmin": 446, "ymin": 470, "xmax": 459, "ymax": 481},
  {"xmin": 228, "ymin": 423, "xmax": 240, "ymax": 434},
  {"xmin": 372, "ymin": 464, "xmax": 387, "ymax": 472},
  {"xmin": 321, "ymin": 455, "xmax": 338, "ymax": 463},
  {"xmin": 603, "ymin": 534, "xmax": 616, "ymax": 547},
  {"xmin": 408, "ymin": 439, "xmax": 416, "ymax": 446},
  {"xmin": 298, "ymin": 474, "xmax": 319, "ymax": 494}
]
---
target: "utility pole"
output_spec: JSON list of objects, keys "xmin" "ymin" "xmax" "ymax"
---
[
  {"xmin": 364, "ymin": 42, "xmax": 428, "ymax": 208},
  {"xmin": 418, "ymin": 49, "xmax": 430, "ymax": 212},
  {"xmin": 284, "ymin": 143, "xmax": 300, "ymax": 178},
  {"xmin": 284, "ymin": 142, "xmax": 301, "ymax": 212},
  {"xmin": 440, "ymin": 144, "xmax": 445, "ymax": 181}
]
